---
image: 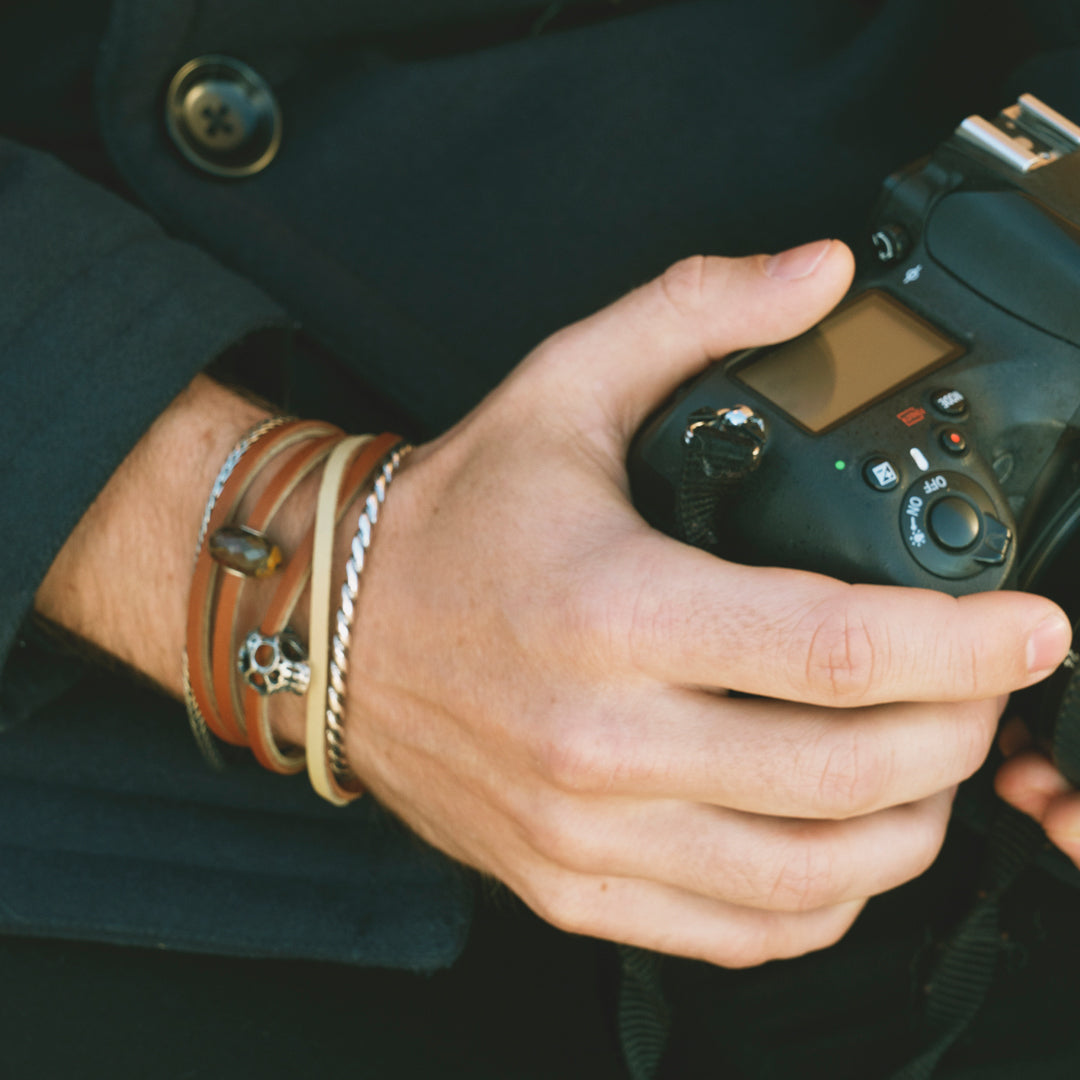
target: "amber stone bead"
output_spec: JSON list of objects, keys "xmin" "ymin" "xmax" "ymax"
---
[{"xmin": 209, "ymin": 525, "xmax": 282, "ymax": 578}]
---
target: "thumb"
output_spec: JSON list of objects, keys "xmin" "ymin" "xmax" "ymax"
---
[{"xmin": 552, "ymin": 241, "xmax": 855, "ymax": 442}]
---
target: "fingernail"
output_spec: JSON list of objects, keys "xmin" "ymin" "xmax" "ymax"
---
[
  {"xmin": 764, "ymin": 239, "xmax": 833, "ymax": 280},
  {"xmin": 1027, "ymin": 613, "xmax": 1072, "ymax": 674}
]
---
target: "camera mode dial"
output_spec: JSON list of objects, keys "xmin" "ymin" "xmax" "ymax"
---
[{"xmin": 899, "ymin": 471, "xmax": 1012, "ymax": 579}]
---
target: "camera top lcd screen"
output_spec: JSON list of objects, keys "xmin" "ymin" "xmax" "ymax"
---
[{"xmin": 733, "ymin": 292, "xmax": 962, "ymax": 433}]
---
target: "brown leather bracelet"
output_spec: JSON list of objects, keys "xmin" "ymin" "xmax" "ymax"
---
[
  {"xmin": 186, "ymin": 420, "xmax": 338, "ymax": 746},
  {"xmin": 210, "ymin": 432, "xmax": 342, "ymax": 743},
  {"xmin": 244, "ymin": 432, "xmax": 400, "ymax": 775}
]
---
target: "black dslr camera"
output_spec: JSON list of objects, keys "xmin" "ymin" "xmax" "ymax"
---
[{"xmin": 629, "ymin": 94, "xmax": 1080, "ymax": 780}]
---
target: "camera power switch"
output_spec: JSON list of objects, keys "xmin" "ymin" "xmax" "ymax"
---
[
  {"xmin": 899, "ymin": 472, "xmax": 1013, "ymax": 579},
  {"xmin": 972, "ymin": 515, "xmax": 1012, "ymax": 565}
]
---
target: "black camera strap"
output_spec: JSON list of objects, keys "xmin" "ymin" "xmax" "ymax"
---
[
  {"xmin": 674, "ymin": 411, "xmax": 763, "ymax": 552},
  {"xmin": 888, "ymin": 805, "xmax": 1046, "ymax": 1080},
  {"xmin": 616, "ymin": 944, "xmax": 671, "ymax": 1080}
]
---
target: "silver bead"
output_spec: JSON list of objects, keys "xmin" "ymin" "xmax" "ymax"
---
[{"xmin": 238, "ymin": 629, "xmax": 311, "ymax": 696}]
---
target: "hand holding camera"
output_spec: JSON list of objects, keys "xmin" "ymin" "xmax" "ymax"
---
[
  {"xmin": 630, "ymin": 94, "xmax": 1080, "ymax": 878},
  {"xmin": 338, "ymin": 236, "xmax": 1069, "ymax": 965}
]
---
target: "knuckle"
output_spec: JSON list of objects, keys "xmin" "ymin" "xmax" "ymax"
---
[
  {"xmin": 795, "ymin": 596, "xmax": 886, "ymax": 704},
  {"xmin": 535, "ymin": 720, "xmax": 617, "ymax": 795},
  {"xmin": 525, "ymin": 874, "xmax": 596, "ymax": 937},
  {"xmin": 950, "ymin": 635, "xmax": 989, "ymax": 700},
  {"xmin": 948, "ymin": 701, "xmax": 998, "ymax": 782},
  {"xmin": 715, "ymin": 904, "xmax": 865, "ymax": 969},
  {"xmin": 807, "ymin": 727, "xmax": 893, "ymax": 817},
  {"xmin": 521, "ymin": 800, "xmax": 597, "ymax": 871},
  {"xmin": 714, "ymin": 937, "xmax": 777, "ymax": 970},
  {"xmin": 690, "ymin": 915, "xmax": 780, "ymax": 970},
  {"xmin": 765, "ymin": 839, "xmax": 842, "ymax": 913},
  {"xmin": 657, "ymin": 255, "xmax": 710, "ymax": 320}
]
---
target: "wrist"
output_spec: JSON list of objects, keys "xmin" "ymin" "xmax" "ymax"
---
[{"xmin": 34, "ymin": 374, "xmax": 270, "ymax": 698}]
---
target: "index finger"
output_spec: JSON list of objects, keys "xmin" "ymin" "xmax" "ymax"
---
[{"xmin": 602, "ymin": 531, "xmax": 1071, "ymax": 707}]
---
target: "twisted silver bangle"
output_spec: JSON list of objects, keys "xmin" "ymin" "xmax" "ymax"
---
[
  {"xmin": 325, "ymin": 442, "xmax": 412, "ymax": 787},
  {"xmin": 182, "ymin": 415, "xmax": 291, "ymax": 769}
]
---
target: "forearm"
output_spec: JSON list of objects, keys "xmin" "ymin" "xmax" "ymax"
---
[{"xmin": 34, "ymin": 375, "xmax": 270, "ymax": 700}]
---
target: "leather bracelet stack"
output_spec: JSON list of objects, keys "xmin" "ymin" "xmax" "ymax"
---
[{"xmin": 183, "ymin": 417, "xmax": 411, "ymax": 805}]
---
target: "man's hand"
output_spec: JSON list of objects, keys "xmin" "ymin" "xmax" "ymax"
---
[
  {"xmin": 996, "ymin": 718, "xmax": 1080, "ymax": 867},
  {"xmin": 342, "ymin": 241, "xmax": 1073, "ymax": 967}
]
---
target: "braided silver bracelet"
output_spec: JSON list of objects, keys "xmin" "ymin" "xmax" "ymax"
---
[
  {"xmin": 325, "ymin": 442, "xmax": 413, "ymax": 789},
  {"xmin": 182, "ymin": 415, "xmax": 290, "ymax": 769}
]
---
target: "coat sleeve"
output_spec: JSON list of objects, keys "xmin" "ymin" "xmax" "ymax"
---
[{"xmin": 0, "ymin": 137, "xmax": 290, "ymax": 729}]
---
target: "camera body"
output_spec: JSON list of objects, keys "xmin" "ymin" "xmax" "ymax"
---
[{"xmin": 630, "ymin": 95, "xmax": 1080, "ymax": 602}]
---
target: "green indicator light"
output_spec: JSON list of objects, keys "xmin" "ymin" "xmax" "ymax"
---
[{"xmin": 834, "ymin": 460, "xmax": 846, "ymax": 471}]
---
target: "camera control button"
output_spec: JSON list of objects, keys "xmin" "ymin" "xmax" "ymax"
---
[
  {"xmin": 931, "ymin": 389, "xmax": 968, "ymax": 417},
  {"xmin": 941, "ymin": 428, "xmax": 967, "ymax": 454},
  {"xmin": 928, "ymin": 497, "xmax": 981, "ymax": 551},
  {"xmin": 972, "ymin": 514, "xmax": 1012, "ymax": 565},
  {"xmin": 864, "ymin": 457, "xmax": 900, "ymax": 491}
]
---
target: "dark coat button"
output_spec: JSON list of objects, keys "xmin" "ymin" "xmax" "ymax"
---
[{"xmin": 165, "ymin": 55, "xmax": 282, "ymax": 178}]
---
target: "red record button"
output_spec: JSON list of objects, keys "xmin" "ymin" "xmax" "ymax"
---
[{"xmin": 941, "ymin": 428, "xmax": 967, "ymax": 454}]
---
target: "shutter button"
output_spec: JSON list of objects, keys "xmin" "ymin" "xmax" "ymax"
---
[
  {"xmin": 928, "ymin": 497, "xmax": 981, "ymax": 551},
  {"xmin": 165, "ymin": 56, "xmax": 282, "ymax": 178}
]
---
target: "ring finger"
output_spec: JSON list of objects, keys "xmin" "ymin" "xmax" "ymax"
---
[{"xmin": 513, "ymin": 787, "xmax": 956, "ymax": 913}]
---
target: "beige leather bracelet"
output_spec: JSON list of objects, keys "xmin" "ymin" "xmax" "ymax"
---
[{"xmin": 306, "ymin": 435, "xmax": 374, "ymax": 805}]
